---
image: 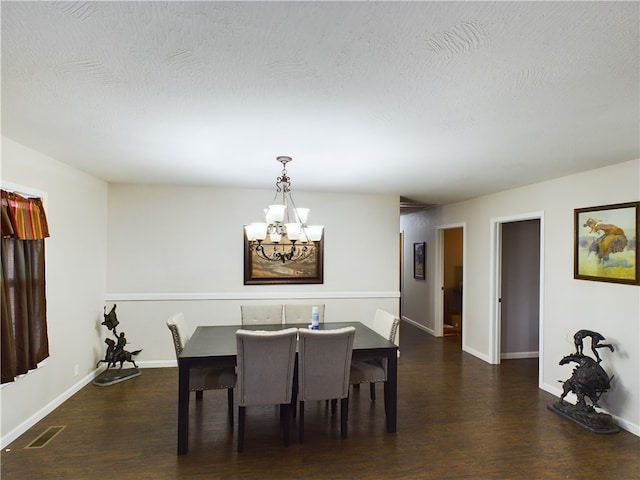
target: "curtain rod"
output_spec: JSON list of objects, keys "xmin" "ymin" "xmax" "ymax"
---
[{"xmin": 1, "ymin": 182, "xmax": 46, "ymax": 199}]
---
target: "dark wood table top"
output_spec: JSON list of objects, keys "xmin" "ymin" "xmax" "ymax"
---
[{"xmin": 180, "ymin": 321, "xmax": 397, "ymax": 361}]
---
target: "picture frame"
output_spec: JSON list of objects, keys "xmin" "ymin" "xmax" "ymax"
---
[
  {"xmin": 244, "ymin": 233, "xmax": 324, "ymax": 285},
  {"xmin": 574, "ymin": 202, "xmax": 639, "ymax": 285},
  {"xmin": 413, "ymin": 242, "xmax": 426, "ymax": 280}
]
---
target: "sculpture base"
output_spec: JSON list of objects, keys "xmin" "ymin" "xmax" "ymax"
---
[
  {"xmin": 548, "ymin": 401, "xmax": 619, "ymax": 434},
  {"xmin": 93, "ymin": 368, "xmax": 141, "ymax": 387}
]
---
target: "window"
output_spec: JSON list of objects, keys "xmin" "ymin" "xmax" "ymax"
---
[{"xmin": 1, "ymin": 189, "xmax": 50, "ymax": 383}]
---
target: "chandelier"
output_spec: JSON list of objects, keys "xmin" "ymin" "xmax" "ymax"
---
[{"xmin": 245, "ymin": 156, "xmax": 323, "ymax": 263}]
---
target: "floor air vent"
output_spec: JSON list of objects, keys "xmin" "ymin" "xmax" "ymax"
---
[{"xmin": 25, "ymin": 426, "xmax": 66, "ymax": 449}]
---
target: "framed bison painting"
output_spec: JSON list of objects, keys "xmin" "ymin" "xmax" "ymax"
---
[{"xmin": 574, "ymin": 202, "xmax": 639, "ymax": 285}]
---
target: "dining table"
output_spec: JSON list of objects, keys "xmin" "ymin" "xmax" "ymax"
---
[{"xmin": 177, "ymin": 321, "xmax": 398, "ymax": 455}]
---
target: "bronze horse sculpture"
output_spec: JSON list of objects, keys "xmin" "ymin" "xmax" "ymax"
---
[
  {"xmin": 96, "ymin": 337, "xmax": 142, "ymax": 370},
  {"xmin": 97, "ymin": 305, "xmax": 142, "ymax": 370},
  {"xmin": 559, "ymin": 354, "xmax": 612, "ymax": 409},
  {"xmin": 549, "ymin": 329, "xmax": 617, "ymax": 433}
]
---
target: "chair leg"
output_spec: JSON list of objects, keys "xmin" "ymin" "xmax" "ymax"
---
[
  {"xmin": 383, "ymin": 381, "xmax": 390, "ymax": 417},
  {"xmin": 227, "ymin": 388, "xmax": 234, "ymax": 428},
  {"xmin": 370, "ymin": 382, "xmax": 376, "ymax": 401},
  {"xmin": 196, "ymin": 390, "xmax": 204, "ymax": 401},
  {"xmin": 282, "ymin": 404, "xmax": 291, "ymax": 447},
  {"xmin": 292, "ymin": 387, "xmax": 298, "ymax": 418},
  {"xmin": 330, "ymin": 399, "xmax": 337, "ymax": 415},
  {"xmin": 298, "ymin": 401, "xmax": 305, "ymax": 443},
  {"xmin": 340, "ymin": 397, "xmax": 349, "ymax": 439},
  {"xmin": 238, "ymin": 406, "xmax": 245, "ymax": 452},
  {"xmin": 292, "ymin": 362, "xmax": 298, "ymax": 418}
]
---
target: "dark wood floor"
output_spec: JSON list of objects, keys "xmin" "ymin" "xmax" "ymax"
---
[{"xmin": 3, "ymin": 322, "xmax": 639, "ymax": 479}]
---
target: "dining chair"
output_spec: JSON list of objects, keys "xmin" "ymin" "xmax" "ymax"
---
[
  {"xmin": 166, "ymin": 312, "xmax": 236, "ymax": 426},
  {"xmin": 284, "ymin": 304, "xmax": 325, "ymax": 324},
  {"xmin": 297, "ymin": 326, "xmax": 356, "ymax": 443},
  {"xmin": 350, "ymin": 309, "xmax": 400, "ymax": 401},
  {"xmin": 235, "ymin": 327, "xmax": 298, "ymax": 452},
  {"xmin": 240, "ymin": 304, "xmax": 283, "ymax": 325}
]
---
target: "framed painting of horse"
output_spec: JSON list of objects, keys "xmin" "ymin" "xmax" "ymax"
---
[{"xmin": 574, "ymin": 202, "xmax": 639, "ymax": 285}]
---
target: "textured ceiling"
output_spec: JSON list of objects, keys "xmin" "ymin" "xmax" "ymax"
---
[{"xmin": 2, "ymin": 1, "xmax": 639, "ymax": 205}]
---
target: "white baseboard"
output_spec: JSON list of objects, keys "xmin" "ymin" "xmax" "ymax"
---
[
  {"xmin": 501, "ymin": 351, "xmax": 539, "ymax": 360},
  {"xmin": 138, "ymin": 360, "xmax": 176, "ymax": 368},
  {"xmin": 1, "ymin": 370, "xmax": 99, "ymax": 449},
  {"xmin": 463, "ymin": 345, "xmax": 491, "ymax": 363},
  {"xmin": 401, "ymin": 316, "xmax": 435, "ymax": 336}
]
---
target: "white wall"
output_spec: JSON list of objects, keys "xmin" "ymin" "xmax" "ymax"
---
[
  {"xmin": 1, "ymin": 137, "xmax": 108, "ymax": 446},
  {"xmin": 104, "ymin": 184, "xmax": 400, "ymax": 364},
  {"xmin": 401, "ymin": 159, "xmax": 640, "ymax": 435}
]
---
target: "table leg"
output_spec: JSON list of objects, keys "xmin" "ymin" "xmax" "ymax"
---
[
  {"xmin": 177, "ymin": 360, "xmax": 190, "ymax": 454},
  {"xmin": 384, "ymin": 349, "xmax": 397, "ymax": 433}
]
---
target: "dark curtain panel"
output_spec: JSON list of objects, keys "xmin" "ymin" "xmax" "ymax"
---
[{"xmin": 1, "ymin": 190, "xmax": 50, "ymax": 384}]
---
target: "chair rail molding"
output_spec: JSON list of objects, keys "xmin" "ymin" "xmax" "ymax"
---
[{"xmin": 105, "ymin": 291, "xmax": 400, "ymax": 302}]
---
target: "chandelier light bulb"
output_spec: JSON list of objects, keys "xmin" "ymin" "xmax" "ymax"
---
[
  {"xmin": 295, "ymin": 208, "xmax": 309, "ymax": 224},
  {"xmin": 265, "ymin": 204, "xmax": 286, "ymax": 224},
  {"xmin": 306, "ymin": 225, "xmax": 324, "ymax": 242},
  {"xmin": 269, "ymin": 231, "xmax": 282, "ymax": 243}
]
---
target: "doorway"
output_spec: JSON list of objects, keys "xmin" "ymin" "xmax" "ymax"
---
[
  {"xmin": 500, "ymin": 219, "xmax": 540, "ymax": 359},
  {"xmin": 490, "ymin": 213, "xmax": 544, "ymax": 384},
  {"xmin": 436, "ymin": 224, "xmax": 464, "ymax": 344},
  {"xmin": 443, "ymin": 228, "xmax": 463, "ymax": 340}
]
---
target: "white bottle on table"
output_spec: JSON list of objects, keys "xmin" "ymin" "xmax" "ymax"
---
[{"xmin": 311, "ymin": 306, "xmax": 319, "ymax": 330}]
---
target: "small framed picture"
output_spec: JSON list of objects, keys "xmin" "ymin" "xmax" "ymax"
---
[
  {"xmin": 574, "ymin": 202, "xmax": 639, "ymax": 285},
  {"xmin": 413, "ymin": 242, "xmax": 426, "ymax": 280}
]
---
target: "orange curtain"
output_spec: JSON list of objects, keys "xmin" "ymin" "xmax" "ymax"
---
[
  {"xmin": 1, "ymin": 190, "xmax": 50, "ymax": 383},
  {"xmin": 1, "ymin": 190, "xmax": 50, "ymax": 239}
]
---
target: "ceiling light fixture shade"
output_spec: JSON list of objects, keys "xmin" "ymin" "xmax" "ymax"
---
[{"xmin": 245, "ymin": 156, "xmax": 324, "ymax": 263}]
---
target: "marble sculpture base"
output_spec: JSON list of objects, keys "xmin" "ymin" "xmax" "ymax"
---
[
  {"xmin": 93, "ymin": 368, "xmax": 141, "ymax": 387},
  {"xmin": 548, "ymin": 401, "xmax": 619, "ymax": 434}
]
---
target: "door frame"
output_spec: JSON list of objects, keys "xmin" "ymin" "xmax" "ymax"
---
[
  {"xmin": 489, "ymin": 212, "xmax": 545, "ymax": 384},
  {"xmin": 435, "ymin": 222, "xmax": 466, "ymax": 342}
]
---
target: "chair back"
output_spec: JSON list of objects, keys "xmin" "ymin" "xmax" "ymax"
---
[
  {"xmin": 236, "ymin": 328, "xmax": 298, "ymax": 407},
  {"xmin": 240, "ymin": 304, "xmax": 283, "ymax": 325},
  {"xmin": 371, "ymin": 309, "xmax": 400, "ymax": 345},
  {"xmin": 298, "ymin": 327, "xmax": 355, "ymax": 401},
  {"xmin": 166, "ymin": 312, "xmax": 193, "ymax": 356},
  {"xmin": 284, "ymin": 304, "xmax": 325, "ymax": 324}
]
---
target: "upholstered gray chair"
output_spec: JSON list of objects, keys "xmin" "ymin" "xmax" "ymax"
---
[
  {"xmin": 235, "ymin": 327, "xmax": 298, "ymax": 452},
  {"xmin": 240, "ymin": 304, "xmax": 283, "ymax": 325},
  {"xmin": 297, "ymin": 326, "xmax": 355, "ymax": 442},
  {"xmin": 166, "ymin": 312, "xmax": 236, "ymax": 425},
  {"xmin": 350, "ymin": 309, "xmax": 400, "ymax": 401},
  {"xmin": 284, "ymin": 304, "xmax": 325, "ymax": 324}
]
